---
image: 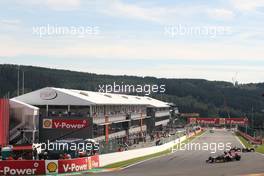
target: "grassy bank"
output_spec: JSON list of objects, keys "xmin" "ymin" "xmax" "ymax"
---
[
  {"xmin": 236, "ymin": 133, "xmax": 264, "ymax": 154},
  {"xmin": 104, "ymin": 130, "xmax": 205, "ymax": 169}
]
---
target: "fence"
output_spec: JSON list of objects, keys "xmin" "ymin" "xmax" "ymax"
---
[
  {"xmin": 98, "ymin": 130, "xmax": 186, "ymax": 154},
  {"xmin": 238, "ymin": 126, "xmax": 256, "ymax": 138},
  {"xmin": 237, "ymin": 126, "xmax": 262, "ymax": 144},
  {"xmin": 99, "ymin": 138, "xmax": 122, "ymax": 154},
  {"xmin": 99, "ymin": 128, "xmax": 201, "ymax": 167}
]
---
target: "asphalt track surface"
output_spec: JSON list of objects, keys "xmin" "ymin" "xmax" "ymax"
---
[{"xmin": 96, "ymin": 129, "xmax": 264, "ymax": 176}]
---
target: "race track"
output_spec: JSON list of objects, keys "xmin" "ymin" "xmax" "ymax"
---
[{"xmin": 97, "ymin": 129, "xmax": 264, "ymax": 176}]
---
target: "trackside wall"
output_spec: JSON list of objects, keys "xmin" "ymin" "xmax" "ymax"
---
[
  {"xmin": 99, "ymin": 136, "xmax": 186, "ymax": 167},
  {"xmin": 99, "ymin": 128, "xmax": 202, "ymax": 167}
]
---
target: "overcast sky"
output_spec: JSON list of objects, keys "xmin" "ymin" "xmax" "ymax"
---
[{"xmin": 0, "ymin": 0, "xmax": 264, "ymax": 83}]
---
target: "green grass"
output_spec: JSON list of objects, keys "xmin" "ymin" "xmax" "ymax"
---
[
  {"xmin": 236, "ymin": 132, "xmax": 264, "ymax": 154},
  {"xmin": 237, "ymin": 134, "xmax": 252, "ymax": 148},
  {"xmin": 103, "ymin": 130, "xmax": 205, "ymax": 169},
  {"xmin": 256, "ymin": 145, "xmax": 264, "ymax": 154}
]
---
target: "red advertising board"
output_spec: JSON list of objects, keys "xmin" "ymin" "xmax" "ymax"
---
[
  {"xmin": 0, "ymin": 160, "xmax": 45, "ymax": 175},
  {"xmin": 0, "ymin": 156, "xmax": 100, "ymax": 175},
  {"xmin": 225, "ymin": 118, "xmax": 248, "ymax": 125},
  {"xmin": 188, "ymin": 117, "xmax": 248, "ymax": 125},
  {"xmin": 43, "ymin": 119, "xmax": 88, "ymax": 129},
  {"xmin": 196, "ymin": 118, "xmax": 217, "ymax": 124},
  {"xmin": 58, "ymin": 157, "xmax": 88, "ymax": 173},
  {"xmin": 90, "ymin": 155, "xmax": 100, "ymax": 168}
]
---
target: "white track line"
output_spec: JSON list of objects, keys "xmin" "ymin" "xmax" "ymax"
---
[
  {"xmin": 235, "ymin": 135, "xmax": 246, "ymax": 148},
  {"xmin": 122, "ymin": 154, "xmax": 170, "ymax": 170},
  {"xmin": 257, "ymin": 152, "xmax": 264, "ymax": 156},
  {"xmin": 234, "ymin": 134, "xmax": 264, "ymax": 156}
]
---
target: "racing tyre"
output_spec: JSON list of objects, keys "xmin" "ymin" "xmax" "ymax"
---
[{"xmin": 235, "ymin": 155, "xmax": 241, "ymax": 161}]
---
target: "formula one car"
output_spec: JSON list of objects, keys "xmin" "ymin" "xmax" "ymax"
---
[
  {"xmin": 206, "ymin": 152, "xmax": 241, "ymax": 163},
  {"xmin": 242, "ymin": 147, "xmax": 255, "ymax": 152},
  {"xmin": 230, "ymin": 147, "xmax": 241, "ymax": 152},
  {"xmin": 230, "ymin": 146, "xmax": 256, "ymax": 152}
]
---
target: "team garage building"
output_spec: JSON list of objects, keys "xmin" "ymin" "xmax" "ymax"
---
[
  {"xmin": 7, "ymin": 87, "xmax": 172, "ymax": 149},
  {"xmin": 0, "ymin": 87, "xmax": 174, "ymax": 174}
]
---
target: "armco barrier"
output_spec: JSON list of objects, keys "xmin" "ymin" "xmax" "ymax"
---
[
  {"xmin": 99, "ymin": 129, "xmax": 202, "ymax": 167},
  {"xmin": 238, "ymin": 130, "xmax": 262, "ymax": 145},
  {"xmin": 0, "ymin": 155, "xmax": 99, "ymax": 175}
]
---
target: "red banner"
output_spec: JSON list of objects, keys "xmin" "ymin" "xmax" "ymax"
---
[
  {"xmin": 46, "ymin": 156, "xmax": 99, "ymax": 174},
  {"xmin": 0, "ymin": 156, "xmax": 100, "ymax": 175},
  {"xmin": 188, "ymin": 117, "xmax": 248, "ymax": 125},
  {"xmin": 58, "ymin": 157, "xmax": 88, "ymax": 173},
  {"xmin": 225, "ymin": 118, "xmax": 248, "ymax": 125},
  {"xmin": 0, "ymin": 160, "xmax": 45, "ymax": 175},
  {"xmin": 43, "ymin": 119, "xmax": 88, "ymax": 129},
  {"xmin": 196, "ymin": 118, "xmax": 217, "ymax": 124}
]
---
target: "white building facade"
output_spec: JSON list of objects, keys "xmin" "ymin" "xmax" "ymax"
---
[{"xmin": 10, "ymin": 87, "xmax": 171, "ymax": 144}]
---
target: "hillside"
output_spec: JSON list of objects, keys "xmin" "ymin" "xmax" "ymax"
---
[{"xmin": 0, "ymin": 64, "xmax": 264, "ymax": 127}]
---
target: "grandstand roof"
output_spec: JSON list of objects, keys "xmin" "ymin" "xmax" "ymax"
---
[{"xmin": 13, "ymin": 87, "xmax": 169, "ymax": 108}]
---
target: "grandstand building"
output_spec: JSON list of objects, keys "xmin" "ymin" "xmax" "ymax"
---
[{"xmin": 10, "ymin": 87, "xmax": 171, "ymax": 144}]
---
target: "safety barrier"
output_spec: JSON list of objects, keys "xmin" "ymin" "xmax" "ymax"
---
[
  {"xmin": 0, "ymin": 155, "xmax": 99, "ymax": 175},
  {"xmin": 99, "ymin": 129, "xmax": 202, "ymax": 167},
  {"xmin": 237, "ymin": 130, "xmax": 262, "ymax": 145}
]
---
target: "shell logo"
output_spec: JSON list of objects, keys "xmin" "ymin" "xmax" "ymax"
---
[
  {"xmin": 47, "ymin": 162, "xmax": 58, "ymax": 173},
  {"xmin": 190, "ymin": 118, "xmax": 196, "ymax": 124},
  {"xmin": 219, "ymin": 118, "xmax": 225, "ymax": 124},
  {"xmin": 43, "ymin": 119, "xmax": 52, "ymax": 129},
  {"xmin": 88, "ymin": 157, "xmax": 92, "ymax": 169},
  {"xmin": 40, "ymin": 90, "xmax": 58, "ymax": 100}
]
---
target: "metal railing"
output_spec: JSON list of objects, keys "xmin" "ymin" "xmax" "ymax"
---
[
  {"xmin": 131, "ymin": 113, "xmax": 147, "ymax": 119},
  {"xmin": 129, "ymin": 125, "xmax": 147, "ymax": 134},
  {"xmin": 93, "ymin": 114, "xmax": 127, "ymax": 124},
  {"xmin": 155, "ymin": 119, "xmax": 170, "ymax": 126},
  {"xmin": 155, "ymin": 111, "xmax": 170, "ymax": 118}
]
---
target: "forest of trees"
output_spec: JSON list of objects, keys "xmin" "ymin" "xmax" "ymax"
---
[{"xmin": 1, "ymin": 64, "xmax": 264, "ymax": 128}]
